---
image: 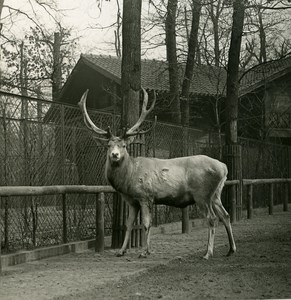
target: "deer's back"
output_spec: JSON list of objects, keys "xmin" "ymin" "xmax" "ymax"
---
[{"xmin": 126, "ymin": 155, "xmax": 227, "ymax": 206}]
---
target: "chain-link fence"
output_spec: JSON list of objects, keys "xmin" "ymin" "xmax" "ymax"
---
[{"xmin": 1, "ymin": 91, "xmax": 290, "ymax": 253}]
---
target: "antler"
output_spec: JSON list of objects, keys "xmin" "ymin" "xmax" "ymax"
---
[
  {"xmin": 78, "ymin": 90, "xmax": 112, "ymax": 139},
  {"xmin": 124, "ymin": 88, "xmax": 157, "ymax": 137}
]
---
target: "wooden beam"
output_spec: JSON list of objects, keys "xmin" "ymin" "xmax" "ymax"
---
[{"xmin": 0, "ymin": 185, "xmax": 115, "ymax": 197}]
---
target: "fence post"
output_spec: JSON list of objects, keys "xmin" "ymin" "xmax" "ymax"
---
[
  {"xmin": 247, "ymin": 184, "xmax": 253, "ymax": 219},
  {"xmin": 230, "ymin": 185, "xmax": 236, "ymax": 222},
  {"xmin": 154, "ymin": 204, "xmax": 159, "ymax": 227},
  {"xmin": 95, "ymin": 192, "xmax": 105, "ymax": 253},
  {"xmin": 223, "ymin": 144, "xmax": 242, "ymax": 222},
  {"xmin": 0, "ymin": 197, "xmax": 2, "ymax": 275},
  {"xmin": 283, "ymin": 183, "xmax": 289, "ymax": 212},
  {"xmin": 60, "ymin": 105, "xmax": 66, "ymax": 184},
  {"xmin": 182, "ymin": 208, "xmax": 189, "ymax": 233},
  {"xmin": 4, "ymin": 196, "xmax": 9, "ymax": 251},
  {"xmin": 269, "ymin": 183, "xmax": 274, "ymax": 215},
  {"xmin": 62, "ymin": 194, "xmax": 67, "ymax": 243},
  {"xmin": 182, "ymin": 127, "xmax": 189, "ymax": 233}
]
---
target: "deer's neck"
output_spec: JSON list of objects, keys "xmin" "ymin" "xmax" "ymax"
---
[{"xmin": 105, "ymin": 155, "xmax": 134, "ymax": 193}]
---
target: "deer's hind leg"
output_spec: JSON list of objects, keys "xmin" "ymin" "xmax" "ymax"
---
[
  {"xmin": 213, "ymin": 198, "xmax": 236, "ymax": 256},
  {"xmin": 139, "ymin": 201, "xmax": 153, "ymax": 258},
  {"xmin": 203, "ymin": 202, "xmax": 218, "ymax": 260}
]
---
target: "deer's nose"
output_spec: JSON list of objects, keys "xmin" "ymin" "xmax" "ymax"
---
[{"xmin": 111, "ymin": 152, "xmax": 119, "ymax": 159}]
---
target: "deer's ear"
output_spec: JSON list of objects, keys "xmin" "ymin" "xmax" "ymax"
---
[{"xmin": 125, "ymin": 136, "xmax": 136, "ymax": 145}]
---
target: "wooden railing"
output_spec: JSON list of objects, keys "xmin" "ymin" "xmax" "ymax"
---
[
  {"xmin": 0, "ymin": 180, "xmax": 290, "ymax": 274},
  {"xmin": 243, "ymin": 179, "xmax": 291, "ymax": 219},
  {"xmin": 0, "ymin": 185, "xmax": 115, "ymax": 274}
]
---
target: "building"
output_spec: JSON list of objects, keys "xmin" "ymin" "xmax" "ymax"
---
[{"xmin": 59, "ymin": 54, "xmax": 291, "ymax": 144}]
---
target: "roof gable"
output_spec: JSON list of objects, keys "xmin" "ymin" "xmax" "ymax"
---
[{"xmin": 239, "ymin": 55, "xmax": 291, "ymax": 95}]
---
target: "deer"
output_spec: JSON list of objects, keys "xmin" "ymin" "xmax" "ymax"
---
[{"xmin": 78, "ymin": 88, "xmax": 236, "ymax": 260}]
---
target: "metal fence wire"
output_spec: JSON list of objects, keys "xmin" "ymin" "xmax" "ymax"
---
[{"xmin": 0, "ymin": 91, "xmax": 290, "ymax": 253}]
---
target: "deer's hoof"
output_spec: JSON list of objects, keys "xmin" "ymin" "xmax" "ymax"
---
[
  {"xmin": 203, "ymin": 251, "xmax": 212, "ymax": 260},
  {"xmin": 226, "ymin": 248, "xmax": 236, "ymax": 257},
  {"xmin": 138, "ymin": 253, "xmax": 147, "ymax": 259},
  {"xmin": 202, "ymin": 254, "xmax": 209, "ymax": 260},
  {"xmin": 138, "ymin": 251, "xmax": 150, "ymax": 259},
  {"xmin": 116, "ymin": 250, "xmax": 125, "ymax": 257}
]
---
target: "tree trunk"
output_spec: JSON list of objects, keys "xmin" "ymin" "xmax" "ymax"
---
[
  {"xmin": 180, "ymin": 0, "xmax": 201, "ymax": 127},
  {"xmin": 224, "ymin": 0, "xmax": 245, "ymax": 222},
  {"xmin": 121, "ymin": 0, "xmax": 142, "ymax": 129},
  {"xmin": 52, "ymin": 32, "xmax": 62, "ymax": 101},
  {"xmin": 114, "ymin": 0, "xmax": 121, "ymax": 57},
  {"xmin": 258, "ymin": 11, "xmax": 267, "ymax": 63},
  {"xmin": 20, "ymin": 41, "xmax": 28, "ymax": 97},
  {"xmin": 166, "ymin": 0, "xmax": 192, "ymax": 233},
  {"xmin": 0, "ymin": 0, "xmax": 4, "ymax": 33},
  {"xmin": 112, "ymin": 0, "xmax": 142, "ymax": 250},
  {"xmin": 165, "ymin": 0, "xmax": 181, "ymax": 124},
  {"xmin": 0, "ymin": 0, "xmax": 4, "ymax": 16},
  {"xmin": 225, "ymin": 0, "xmax": 245, "ymax": 145},
  {"xmin": 209, "ymin": 0, "xmax": 224, "ymax": 67}
]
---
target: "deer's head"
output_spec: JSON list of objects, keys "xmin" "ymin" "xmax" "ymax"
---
[{"xmin": 78, "ymin": 88, "xmax": 156, "ymax": 165}]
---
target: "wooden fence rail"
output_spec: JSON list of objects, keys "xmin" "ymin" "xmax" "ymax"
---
[{"xmin": 0, "ymin": 185, "xmax": 115, "ymax": 196}]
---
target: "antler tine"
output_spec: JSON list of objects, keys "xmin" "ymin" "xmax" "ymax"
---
[
  {"xmin": 78, "ymin": 90, "xmax": 111, "ymax": 138},
  {"xmin": 125, "ymin": 88, "xmax": 156, "ymax": 136},
  {"xmin": 125, "ymin": 115, "xmax": 157, "ymax": 137}
]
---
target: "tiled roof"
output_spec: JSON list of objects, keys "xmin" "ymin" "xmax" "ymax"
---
[
  {"xmin": 81, "ymin": 54, "xmax": 227, "ymax": 97},
  {"xmin": 81, "ymin": 54, "xmax": 291, "ymax": 97}
]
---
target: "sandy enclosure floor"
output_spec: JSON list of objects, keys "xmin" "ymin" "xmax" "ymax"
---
[{"xmin": 1, "ymin": 209, "xmax": 291, "ymax": 300}]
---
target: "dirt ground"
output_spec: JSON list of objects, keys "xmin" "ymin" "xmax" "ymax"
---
[{"xmin": 1, "ymin": 209, "xmax": 291, "ymax": 300}]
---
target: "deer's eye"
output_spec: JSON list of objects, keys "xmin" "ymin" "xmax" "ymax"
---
[{"xmin": 123, "ymin": 144, "xmax": 126, "ymax": 148}]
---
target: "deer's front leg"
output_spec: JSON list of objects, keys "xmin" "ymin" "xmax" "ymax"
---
[
  {"xmin": 139, "ymin": 202, "xmax": 152, "ymax": 258},
  {"xmin": 116, "ymin": 201, "xmax": 139, "ymax": 257}
]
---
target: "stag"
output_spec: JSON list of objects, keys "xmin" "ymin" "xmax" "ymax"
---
[{"xmin": 78, "ymin": 89, "xmax": 236, "ymax": 259}]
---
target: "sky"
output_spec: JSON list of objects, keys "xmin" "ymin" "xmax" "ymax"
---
[
  {"xmin": 2, "ymin": 0, "xmax": 291, "ymax": 65},
  {"xmin": 2, "ymin": 0, "xmax": 162, "ymax": 59}
]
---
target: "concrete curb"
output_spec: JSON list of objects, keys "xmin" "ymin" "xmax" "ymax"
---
[
  {"xmin": 1, "ymin": 221, "xmax": 191, "ymax": 268},
  {"xmin": 1, "ymin": 239, "xmax": 95, "ymax": 268}
]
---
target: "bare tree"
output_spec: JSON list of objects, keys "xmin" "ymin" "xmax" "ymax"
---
[
  {"xmin": 114, "ymin": 0, "xmax": 122, "ymax": 57},
  {"xmin": 241, "ymin": 0, "xmax": 291, "ymax": 67},
  {"xmin": 1, "ymin": 25, "xmax": 77, "ymax": 98},
  {"xmin": 206, "ymin": 0, "xmax": 227, "ymax": 66},
  {"xmin": 165, "ymin": 0, "xmax": 181, "ymax": 124},
  {"xmin": 180, "ymin": 0, "xmax": 202, "ymax": 127},
  {"xmin": 0, "ymin": 0, "xmax": 4, "ymax": 32},
  {"xmin": 225, "ymin": 0, "xmax": 245, "ymax": 145},
  {"xmin": 121, "ymin": 0, "xmax": 142, "ymax": 129}
]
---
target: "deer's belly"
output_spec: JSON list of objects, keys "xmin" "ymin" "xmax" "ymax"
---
[{"xmin": 154, "ymin": 192, "xmax": 195, "ymax": 208}]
